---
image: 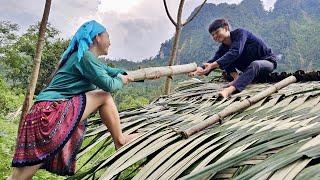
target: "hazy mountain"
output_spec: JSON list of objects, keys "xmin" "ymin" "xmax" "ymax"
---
[{"xmin": 153, "ymin": 0, "xmax": 320, "ymax": 72}]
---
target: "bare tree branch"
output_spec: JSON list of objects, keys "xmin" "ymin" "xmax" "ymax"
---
[
  {"xmin": 164, "ymin": 0, "xmax": 185, "ymax": 95},
  {"xmin": 176, "ymin": 0, "xmax": 185, "ymax": 26},
  {"xmin": 163, "ymin": 0, "xmax": 205, "ymax": 94},
  {"xmin": 163, "ymin": 0, "xmax": 177, "ymax": 26},
  {"xmin": 183, "ymin": 0, "xmax": 207, "ymax": 26}
]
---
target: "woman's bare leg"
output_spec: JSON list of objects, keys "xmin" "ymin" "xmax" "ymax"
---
[
  {"xmin": 8, "ymin": 90, "xmax": 135, "ymax": 179},
  {"xmin": 8, "ymin": 164, "xmax": 42, "ymax": 180},
  {"xmin": 81, "ymin": 90, "xmax": 137, "ymax": 149}
]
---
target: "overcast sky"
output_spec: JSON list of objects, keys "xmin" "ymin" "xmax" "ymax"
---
[{"xmin": 0, "ymin": 0, "xmax": 277, "ymax": 61}]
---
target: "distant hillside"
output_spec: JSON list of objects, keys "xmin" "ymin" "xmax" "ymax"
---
[{"xmin": 152, "ymin": 0, "xmax": 320, "ymax": 72}]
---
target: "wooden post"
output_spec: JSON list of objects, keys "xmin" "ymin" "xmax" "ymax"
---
[
  {"xmin": 181, "ymin": 76, "xmax": 297, "ymax": 138},
  {"xmin": 163, "ymin": 0, "xmax": 208, "ymax": 95},
  {"xmin": 20, "ymin": 0, "xmax": 52, "ymax": 122}
]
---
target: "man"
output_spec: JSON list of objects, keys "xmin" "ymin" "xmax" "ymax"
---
[{"xmin": 190, "ymin": 19, "xmax": 277, "ymax": 97}]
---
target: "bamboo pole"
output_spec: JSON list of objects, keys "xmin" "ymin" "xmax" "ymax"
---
[
  {"xmin": 181, "ymin": 75, "xmax": 297, "ymax": 138},
  {"xmin": 127, "ymin": 63, "xmax": 197, "ymax": 82}
]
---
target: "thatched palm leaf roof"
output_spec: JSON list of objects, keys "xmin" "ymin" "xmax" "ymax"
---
[{"xmin": 72, "ymin": 80, "xmax": 320, "ymax": 180}]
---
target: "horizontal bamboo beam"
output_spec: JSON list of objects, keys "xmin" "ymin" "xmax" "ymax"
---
[
  {"xmin": 181, "ymin": 75, "xmax": 297, "ymax": 138},
  {"xmin": 127, "ymin": 63, "xmax": 197, "ymax": 81}
]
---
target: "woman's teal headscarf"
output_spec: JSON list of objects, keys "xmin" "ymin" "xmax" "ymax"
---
[{"xmin": 59, "ymin": 20, "xmax": 107, "ymax": 68}]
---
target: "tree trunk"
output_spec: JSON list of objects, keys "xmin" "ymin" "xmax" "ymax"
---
[
  {"xmin": 164, "ymin": 0, "xmax": 185, "ymax": 95},
  {"xmin": 164, "ymin": 25, "xmax": 182, "ymax": 95},
  {"xmin": 20, "ymin": 0, "xmax": 52, "ymax": 122},
  {"xmin": 163, "ymin": 0, "xmax": 207, "ymax": 95}
]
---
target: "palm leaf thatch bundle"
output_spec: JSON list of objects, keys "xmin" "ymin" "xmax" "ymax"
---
[{"xmin": 71, "ymin": 78, "xmax": 320, "ymax": 180}]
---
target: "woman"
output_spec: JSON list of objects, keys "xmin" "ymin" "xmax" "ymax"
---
[
  {"xmin": 9, "ymin": 20, "xmax": 137, "ymax": 179},
  {"xmin": 190, "ymin": 19, "xmax": 277, "ymax": 97}
]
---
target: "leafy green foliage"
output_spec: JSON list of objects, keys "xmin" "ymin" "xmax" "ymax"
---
[
  {"xmin": 113, "ymin": 81, "xmax": 163, "ymax": 111},
  {"xmin": 0, "ymin": 21, "xmax": 69, "ymax": 93},
  {"xmin": 0, "ymin": 21, "xmax": 19, "ymax": 47},
  {"xmin": 0, "ymin": 76, "xmax": 23, "ymax": 117}
]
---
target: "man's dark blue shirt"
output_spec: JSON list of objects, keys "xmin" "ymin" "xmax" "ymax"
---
[{"xmin": 203, "ymin": 28, "xmax": 277, "ymax": 74}]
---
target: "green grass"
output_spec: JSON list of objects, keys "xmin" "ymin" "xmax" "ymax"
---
[{"xmin": 0, "ymin": 117, "xmax": 17, "ymax": 179}]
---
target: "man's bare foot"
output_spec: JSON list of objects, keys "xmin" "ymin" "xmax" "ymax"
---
[
  {"xmin": 218, "ymin": 86, "xmax": 236, "ymax": 98},
  {"xmin": 115, "ymin": 133, "xmax": 140, "ymax": 150}
]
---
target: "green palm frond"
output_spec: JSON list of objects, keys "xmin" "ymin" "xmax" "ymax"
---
[{"xmin": 73, "ymin": 81, "xmax": 320, "ymax": 179}]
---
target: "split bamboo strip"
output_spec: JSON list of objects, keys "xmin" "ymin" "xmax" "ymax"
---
[
  {"xmin": 181, "ymin": 75, "xmax": 297, "ymax": 138},
  {"xmin": 127, "ymin": 63, "xmax": 197, "ymax": 81}
]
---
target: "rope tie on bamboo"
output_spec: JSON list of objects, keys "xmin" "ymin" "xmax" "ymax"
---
[
  {"xmin": 216, "ymin": 113, "xmax": 223, "ymax": 124},
  {"xmin": 168, "ymin": 126, "xmax": 180, "ymax": 134},
  {"xmin": 168, "ymin": 66, "xmax": 174, "ymax": 79},
  {"xmin": 155, "ymin": 70, "xmax": 161, "ymax": 79},
  {"xmin": 245, "ymin": 98, "xmax": 253, "ymax": 106},
  {"xmin": 169, "ymin": 66, "xmax": 174, "ymax": 75}
]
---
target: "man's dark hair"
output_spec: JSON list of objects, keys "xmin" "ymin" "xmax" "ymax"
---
[{"xmin": 208, "ymin": 19, "xmax": 229, "ymax": 34}]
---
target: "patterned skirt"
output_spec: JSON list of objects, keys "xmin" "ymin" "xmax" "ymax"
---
[{"xmin": 12, "ymin": 94, "xmax": 86, "ymax": 176}]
